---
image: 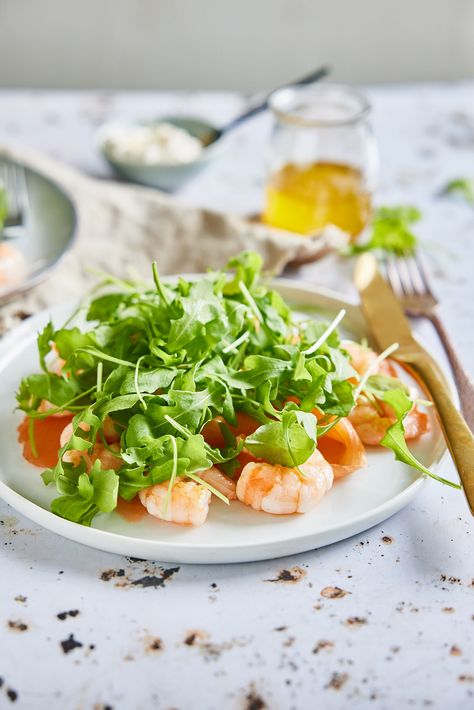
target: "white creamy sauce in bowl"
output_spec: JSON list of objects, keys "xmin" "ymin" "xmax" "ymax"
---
[{"xmin": 102, "ymin": 122, "xmax": 203, "ymax": 166}]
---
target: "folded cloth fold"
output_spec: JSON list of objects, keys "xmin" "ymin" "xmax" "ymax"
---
[{"xmin": 0, "ymin": 143, "xmax": 344, "ymax": 335}]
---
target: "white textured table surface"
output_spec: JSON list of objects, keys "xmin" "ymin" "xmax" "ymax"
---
[{"xmin": 0, "ymin": 86, "xmax": 473, "ymax": 710}]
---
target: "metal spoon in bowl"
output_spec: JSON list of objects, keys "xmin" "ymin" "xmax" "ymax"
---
[{"xmin": 200, "ymin": 65, "xmax": 330, "ymax": 147}]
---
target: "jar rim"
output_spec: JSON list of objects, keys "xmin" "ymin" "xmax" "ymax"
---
[{"xmin": 268, "ymin": 83, "xmax": 371, "ymax": 128}]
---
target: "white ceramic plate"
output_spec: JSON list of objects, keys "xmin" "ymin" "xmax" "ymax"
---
[{"xmin": 0, "ymin": 280, "xmax": 447, "ymax": 563}]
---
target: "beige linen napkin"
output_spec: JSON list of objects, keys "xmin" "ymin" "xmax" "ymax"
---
[{"xmin": 0, "ymin": 144, "xmax": 342, "ymax": 334}]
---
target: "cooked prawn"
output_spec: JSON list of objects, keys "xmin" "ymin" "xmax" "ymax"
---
[
  {"xmin": 139, "ymin": 478, "xmax": 211, "ymax": 526},
  {"xmin": 343, "ymin": 341, "xmax": 429, "ymax": 446},
  {"xmin": 37, "ymin": 400, "xmax": 73, "ymax": 418},
  {"xmin": 0, "ymin": 243, "xmax": 26, "ymax": 288},
  {"xmin": 343, "ymin": 340, "xmax": 397, "ymax": 378},
  {"xmin": 88, "ymin": 442, "xmax": 123, "ymax": 471},
  {"xmin": 317, "ymin": 418, "xmax": 367, "ymax": 479},
  {"xmin": 46, "ymin": 343, "xmax": 66, "ymax": 377},
  {"xmin": 198, "ymin": 466, "xmax": 237, "ymax": 499},
  {"xmin": 60, "ymin": 417, "xmax": 120, "ymax": 448},
  {"xmin": 349, "ymin": 400, "xmax": 429, "ymax": 446},
  {"xmin": 101, "ymin": 417, "xmax": 121, "ymax": 443},
  {"xmin": 60, "ymin": 420, "xmax": 122, "ymax": 470},
  {"xmin": 236, "ymin": 449, "xmax": 333, "ymax": 514}
]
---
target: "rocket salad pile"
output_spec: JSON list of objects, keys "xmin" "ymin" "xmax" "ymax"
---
[{"xmin": 16, "ymin": 252, "xmax": 457, "ymax": 528}]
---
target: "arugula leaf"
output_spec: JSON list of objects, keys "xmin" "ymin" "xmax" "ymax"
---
[
  {"xmin": 54, "ymin": 327, "xmax": 97, "ymax": 360},
  {"xmin": 120, "ymin": 431, "xmax": 221, "ymax": 500},
  {"xmin": 17, "ymin": 373, "xmax": 78, "ymax": 412},
  {"xmin": 293, "ymin": 353, "xmax": 312, "ymax": 382},
  {"xmin": 37, "ymin": 321, "xmax": 55, "ymax": 373},
  {"xmin": 301, "ymin": 320, "xmax": 340, "ymax": 351},
  {"xmin": 349, "ymin": 205, "xmax": 421, "ymax": 256},
  {"xmin": 246, "ymin": 410, "xmax": 317, "ymax": 467},
  {"xmin": 88, "ymin": 460, "xmax": 120, "ymax": 511},
  {"xmin": 363, "ymin": 374, "xmax": 409, "ymax": 400},
  {"xmin": 50, "ymin": 458, "xmax": 119, "ymax": 525},
  {"xmin": 119, "ymin": 367, "xmax": 178, "ymax": 394},
  {"xmin": 167, "ymin": 279, "xmax": 227, "ymax": 351},
  {"xmin": 96, "ymin": 394, "xmax": 141, "ymax": 419},
  {"xmin": 442, "ymin": 178, "xmax": 474, "ymax": 205},
  {"xmin": 323, "ymin": 380, "xmax": 355, "ymax": 416},
  {"xmin": 258, "ymin": 296, "xmax": 290, "ymax": 339},
  {"xmin": 87, "ymin": 293, "xmax": 126, "ymax": 321},
  {"xmin": 230, "ymin": 355, "xmax": 292, "ymax": 389},
  {"xmin": 117, "ymin": 465, "xmax": 149, "ymax": 500},
  {"xmin": 380, "ymin": 390, "xmax": 460, "ymax": 488},
  {"xmin": 147, "ymin": 385, "xmax": 223, "ymax": 435},
  {"xmin": 292, "ymin": 410, "xmax": 318, "ymax": 441},
  {"xmin": 223, "ymin": 251, "xmax": 263, "ymax": 294},
  {"xmin": 51, "ymin": 495, "xmax": 97, "ymax": 526}
]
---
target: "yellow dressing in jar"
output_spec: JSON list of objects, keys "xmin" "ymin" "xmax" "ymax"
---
[
  {"xmin": 263, "ymin": 161, "xmax": 371, "ymax": 238},
  {"xmin": 264, "ymin": 84, "xmax": 378, "ymax": 240}
]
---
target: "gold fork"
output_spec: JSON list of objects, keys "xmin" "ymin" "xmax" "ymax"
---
[{"xmin": 380, "ymin": 251, "xmax": 474, "ymax": 431}]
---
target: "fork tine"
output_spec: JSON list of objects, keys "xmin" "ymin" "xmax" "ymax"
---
[
  {"xmin": 8, "ymin": 164, "xmax": 21, "ymax": 219},
  {"xmin": 15, "ymin": 165, "xmax": 30, "ymax": 222},
  {"xmin": 379, "ymin": 253, "xmax": 392, "ymax": 289},
  {"xmin": 382, "ymin": 250, "xmax": 436, "ymax": 301},
  {"xmin": 404, "ymin": 255, "xmax": 426, "ymax": 295},
  {"xmin": 381, "ymin": 253, "xmax": 404, "ymax": 297},
  {"xmin": 2, "ymin": 162, "xmax": 21, "ymax": 220},
  {"xmin": 413, "ymin": 251, "xmax": 436, "ymax": 299},
  {"xmin": 393, "ymin": 255, "xmax": 413, "ymax": 296},
  {"xmin": 1, "ymin": 162, "xmax": 29, "ymax": 229}
]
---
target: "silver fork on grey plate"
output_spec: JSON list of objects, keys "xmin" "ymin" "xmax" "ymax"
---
[
  {"xmin": 0, "ymin": 161, "xmax": 29, "ymax": 237},
  {"xmin": 381, "ymin": 252, "xmax": 474, "ymax": 431}
]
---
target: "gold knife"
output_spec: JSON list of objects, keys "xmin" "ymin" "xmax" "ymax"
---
[{"xmin": 354, "ymin": 253, "xmax": 474, "ymax": 515}]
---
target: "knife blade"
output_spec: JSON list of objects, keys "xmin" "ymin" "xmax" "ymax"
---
[
  {"xmin": 354, "ymin": 253, "xmax": 474, "ymax": 516},
  {"xmin": 354, "ymin": 253, "xmax": 417, "ymax": 354}
]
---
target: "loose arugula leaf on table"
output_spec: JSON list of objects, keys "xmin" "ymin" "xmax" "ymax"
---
[
  {"xmin": 349, "ymin": 205, "xmax": 421, "ymax": 256},
  {"xmin": 441, "ymin": 178, "xmax": 474, "ymax": 205}
]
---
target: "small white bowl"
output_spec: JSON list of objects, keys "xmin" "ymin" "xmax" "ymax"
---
[{"xmin": 96, "ymin": 116, "xmax": 225, "ymax": 192}]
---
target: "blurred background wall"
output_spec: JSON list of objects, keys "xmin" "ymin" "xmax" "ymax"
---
[{"xmin": 1, "ymin": 0, "xmax": 474, "ymax": 90}]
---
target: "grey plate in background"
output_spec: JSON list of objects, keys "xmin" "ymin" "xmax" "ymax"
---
[{"xmin": 0, "ymin": 159, "xmax": 77, "ymax": 304}]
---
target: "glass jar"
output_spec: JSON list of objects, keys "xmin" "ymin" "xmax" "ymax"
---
[{"xmin": 262, "ymin": 83, "xmax": 378, "ymax": 239}]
